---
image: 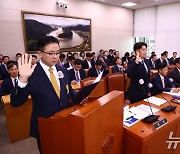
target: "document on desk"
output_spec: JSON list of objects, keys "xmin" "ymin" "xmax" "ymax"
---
[
  {"xmin": 144, "ymin": 96, "xmax": 166, "ymax": 106},
  {"xmin": 163, "ymin": 91, "xmax": 180, "ymax": 97}
]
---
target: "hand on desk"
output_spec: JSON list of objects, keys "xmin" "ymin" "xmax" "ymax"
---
[
  {"xmin": 171, "ymin": 88, "xmax": 180, "ymax": 93},
  {"xmin": 80, "ymin": 97, "xmax": 88, "ymax": 106}
]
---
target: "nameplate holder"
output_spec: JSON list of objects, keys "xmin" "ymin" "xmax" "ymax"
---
[{"xmin": 153, "ymin": 118, "xmax": 168, "ymax": 130}]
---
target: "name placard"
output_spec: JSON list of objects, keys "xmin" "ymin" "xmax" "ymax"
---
[{"xmin": 153, "ymin": 118, "xmax": 168, "ymax": 130}]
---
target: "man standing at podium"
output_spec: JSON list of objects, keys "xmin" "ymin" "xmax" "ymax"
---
[
  {"xmin": 127, "ymin": 42, "xmax": 151, "ymax": 104},
  {"xmin": 10, "ymin": 36, "xmax": 77, "ymax": 152}
]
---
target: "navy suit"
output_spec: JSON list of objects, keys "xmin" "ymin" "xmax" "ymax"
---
[
  {"xmin": 149, "ymin": 60, "xmax": 156, "ymax": 69},
  {"xmin": 169, "ymin": 57, "xmax": 176, "ymax": 65},
  {"xmin": 82, "ymin": 60, "xmax": 92, "ymax": 69},
  {"xmin": 151, "ymin": 74, "xmax": 175, "ymax": 95},
  {"xmin": 169, "ymin": 67, "xmax": 180, "ymax": 87},
  {"xmin": 68, "ymin": 68, "xmax": 86, "ymax": 82},
  {"xmin": 87, "ymin": 67, "xmax": 107, "ymax": 77},
  {"xmin": 112, "ymin": 65, "xmax": 125, "ymax": 73},
  {"xmin": 0, "ymin": 65, "xmax": 9, "ymax": 80},
  {"xmin": 155, "ymin": 58, "xmax": 167, "ymax": 68},
  {"xmin": 127, "ymin": 59, "xmax": 151, "ymax": 103},
  {"xmin": 63, "ymin": 62, "xmax": 71, "ymax": 68},
  {"xmin": 0, "ymin": 77, "xmax": 14, "ymax": 96},
  {"xmin": 10, "ymin": 63, "xmax": 76, "ymax": 138},
  {"xmin": 107, "ymin": 54, "xmax": 114, "ymax": 64}
]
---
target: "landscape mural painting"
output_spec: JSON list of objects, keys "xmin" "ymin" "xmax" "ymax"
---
[{"xmin": 22, "ymin": 11, "xmax": 91, "ymax": 53}]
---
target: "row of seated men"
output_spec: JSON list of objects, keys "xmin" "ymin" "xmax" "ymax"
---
[{"xmin": 0, "ymin": 54, "xmax": 180, "ymax": 98}]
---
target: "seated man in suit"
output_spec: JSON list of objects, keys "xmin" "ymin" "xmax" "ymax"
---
[
  {"xmin": 69, "ymin": 59, "xmax": 86, "ymax": 85},
  {"xmin": 103, "ymin": 50, "xmax": 112, "ymax": 66},
  {"xmin": 149, "ymin": 54, "xmax": 157, "ymax": 69},
  {"xmin": 164, "ymin": 51, "xmax": 170, "ymax": 66},
  {"xmin": 107, "ymin": 49, "xmax": 114, "ymax": 64},
  {"xmin": 0, "ymin": 56, "xmax": 10, "ymax": 81},
  {"xmin": 169, "ymin": 57, "xmax": 180, "ymax": 87},
  {"xmin": 122, "ymin": 52, "xmax": 130, "ymax": 65},
  {"xmin": 88, "ymin": 60, "xmax": 106, "ymax": 77},
  {"xmin": 151, "ymin": 63, "xmax": 179, "ymax": 95},
  {"xmin": 169, "ymin": 52, "xmax": 177, "ymax": 65},
  {"xmin": 0, "ymin": 61, "xmax": 18, "ymax": 96},
  {"xmin": 112, "ymin": 57, "xmax": 126, "ymax": 73},
  {"xmin": 91, "ymin": 52, "xmax": 97, "ymax": 67},
  {"xmin": 127, "ymin": 42, "xmax": 151, "ymax": 104},
  {"xmin": 82, "ymin": 52, "xmax": 93, "ymax": 69},
  {"xmin": 155, "ymin": 52, "xmax": 167, "ymax": 68},
  {"xmin": 10, "ymin": 36, "xmax": 81, "ymax": 152},
  {"xmin": 63, "ymin": 55, "xmax": 75, "ymax": 70}
]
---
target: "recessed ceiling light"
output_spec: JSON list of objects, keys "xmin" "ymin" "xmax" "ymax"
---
[{"xmin": 122, "ymin": 2, "xmax": 137, "ymax": 7}]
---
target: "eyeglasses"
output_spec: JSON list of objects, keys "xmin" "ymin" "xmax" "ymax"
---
[{"xmin": 41, "ymin": 51, "xmax": 60, "ymax": 56}]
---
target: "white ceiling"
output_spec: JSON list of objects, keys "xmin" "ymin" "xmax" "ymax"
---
[{"xmin": 89, "ymin": 0, "xmax": 180, "ymax": 9}]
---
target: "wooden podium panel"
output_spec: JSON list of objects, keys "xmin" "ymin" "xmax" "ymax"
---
[
  {"xmin": 2, "ymin": 95, "xmax": 32, "ymax": 143},
  {"xmin": 38, "ymin": 91, "xmax": 124, "ymax": 154},
  {"xmin": 123, "ymin": 93, "xmax": 180, "ymax": 154}
]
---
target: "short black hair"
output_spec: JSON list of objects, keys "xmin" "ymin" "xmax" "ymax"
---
[
  {"xmin": 67, "ymin": 56, "xmax": 75, "ymax": 61},
  {"xmin": 7, "ymin": 61, "xmax": 18, "ymax": 70},
  {"xmin": 86, "ymin": 52, "xmax": 92, "ymax": 57},
  {"xmin": 95, "ymin": 60, "xmax": 103, "ymax": 66},
  {"xmin": 133, "ymin": 42, "xmax": 147, "ymax": 52},
  {"xmin": 16, "ymin": 53, "xmax": 22, "ymax": 56},
  {"xmin": 73, "ymin": 52, "xmax": 78, "ymax": 56},
  {"xmin": 124, "ymin": 52, "xmax": 130, "ymax": 57},
  {"xmin": 59, "ymin": 53, "xmax": 65, "ymax": 59},
  {"xmin": 3, "ymin": 56, "xmax": 10, "ymax": 60},
  {"xmin": 115, "ymin": 57, "xmax": 120, "ymax": 62},
  {"xmin": 150, "ymin": 54, "xmax": 156, "ymax": 59},
  {"xmin": 164, "ymin": 51, "xmax": 168, "ymax": 54},
  {"xmin": 79, "ymin": 51, "xmax": 85, "ymax": 57},
  {"xmin": 151, "ymin": 52, "xmax": 155, "ymax": 55},
  {"xmin": 32, "ymin": 55, "xmax": 37, "ymax": 59},
  {"xmin": 175, "ymin": 57, "xmax": 180, "ymax": 65},
  {"xmin": 161, "ymin": 53, "xmax": 166, "ymax": 56},
  {"xmin": 74, "ymin": 59, "xmax": 82, "ymax": 65},
  {"xmin": 173, "ymin": 52, "xmax": 177, "ymax": 55},
  {"xmin": 91, "ymin": 52, "xmax": 95, "ymax": 56},
  {"xmin": 157, "ymin": 63, "xmax": 167, "ymax": 71},
  {"xmin": 37, "ymin": 36, "xmax": 59, "ymax": 51}
]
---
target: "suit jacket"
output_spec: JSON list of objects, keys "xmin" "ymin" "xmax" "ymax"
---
[
  {"xmin": 169, "ymin": 67, "xmax": 180, "ymax": 87},
  {"xmin": 107, "ymin": 54, "xmax": 114, "ymax": 64},
  {"xmin": 87, "ymin": 67, "xmax": 107, "ymax": 77},
  {"xmin": 122, "ymin": 57, "xmax": 130, "ymax": 64},
  {"xmin": 104, "ymin": 58, "xmax": 112, "ymax": 66},
  {"xmin": 112, "ymin": 65, "xmax": 125, "ymax": 73},
  {"xmin": 63, "ymin": 62, "xmax": 70, "ymax": 68},
  {"xmin": 91, "ymin": 58, "xmax": 96, "ymax": 67},
  {"xmin": 151, "ymin": 74, "xmax": 175, "ymax": 95},
  {"xmin": 127, "ymin": 59, "xmax": 151, "ymax": 103},
  {"xmin": 149, "ymin": 60, "xmax": 156, "ymax": 69},
  {"xmin": 169, "ymin": 57, "xmax": 176, "ymax": 65},
  {"xmin": 10, "ymin": 63, "xmax": 76, "ymax": 138},
  {"xmin": 0, "ymin": 65, "xmax": 9, "ymax": 80},
  {"xmin": 155, "ymin": 58, "xmax": 167, "ymax": 68},
  {"xmin": 82, "ymin": 60, "xmax": 92, "ymax": 69},
  {"xmin": 0, "ymin": 77, "xmax": 14, "ymax": 96},
  {"xmin": 68, "ymin": 68, "xmax": 86, "ymax": 82}
]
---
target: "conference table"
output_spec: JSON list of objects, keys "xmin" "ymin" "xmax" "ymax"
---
[{"xmin": 123, "ymin": 93, "xmax": 180, "ymax": 154}]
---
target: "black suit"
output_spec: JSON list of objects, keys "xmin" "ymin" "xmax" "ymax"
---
[
  {"xmin": 82, "ymin": 60, "xmax": 92, "ymax": 69},
  {"xmin": 63, "ymin": 62, "xmax": 71, "ymax": 68},
  {"xmin": 0, "ymin": 77, "xmax": 15, "ymax": 96},
  {"xmin": 149, "ymin": 60, "xmax": 156, "ymax": 69},
  {"xmin": 151, "ymin": 74, "xmax": 175, "ymax": 95},
  {"xmin": 107, "ymin": 54, "xmax": 114, "ymax": 64},
  {"xmin": 104, "ymin": 58, "xmax": 112, "ymax": 66},
  {"xmin": 155, "ymin": 58, "xmax": 167, "ymax": 68},
  {"xmin": 87, "ymin": 67, "xmax": 107, "ymax": 77},
  {"xmin": 0, "ymin": 65, "xmax": 9, "ymax": 80},
  {"xmin": 169, "ymin": 67, "xmax": 180, "ymax": 87},
  {"xmin": 68, "ymin": 68, "xmax": 86, "ymax": 82},
  {"xmin": 112, "ymin": 65, "xmax": 125, "ymax": 73},
  {"xmin": 169, "ymin": 57, "xmax": 176, "ymax": 65},
  {"xmin": 11, "ymin": 63, "xmax": 76, "ymax": 139},
  {"xmin": 122, "ymin": 57, "xmax": 130, "ymax": 64},
  {"xmin": 127, "ymin": 59, "xmax": 151, "ymax": 103}
]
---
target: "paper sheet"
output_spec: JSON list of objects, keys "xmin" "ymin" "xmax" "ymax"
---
[{"xmin": 144, "ymin": 96, "xmax": 167, "ymax": 106}]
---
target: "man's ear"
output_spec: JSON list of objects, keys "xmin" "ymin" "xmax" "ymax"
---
[{"xmin": 37, "ymin": 51, "xmax": 42, "ymax": 58}]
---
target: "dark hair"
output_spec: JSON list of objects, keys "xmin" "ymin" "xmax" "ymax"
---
[
  {"xmin": 133, "ymin": 42, "xmax": 147, "ymax": 52},
  {"xmin": 124, "ymin": 52, "xmax": 130, "ymax": 57},
  {"xmin": 95, "ymin": 60, "xmax": 103, "ymax": 66},
  {"xmin": 91, "ymin": 52, "xmax": 95, "ymax": 56},
  {"xmin": 115, "ymin": 57, "xmax": 120, "ymax": 62},
  {"xmin": 175, "ymin": 57, "xmax": 180, "ymax": 65},
  {"xmin": 173, "ymin": 52, "xmax": 177, "ymax": 55},
  {"xmin": 59, "ymin": 53, "xmax": 65, "ymax": 59},
  {"xmin": 157, "ymin": 63, "xmax": 167, "ymax": 71},
  {"xmin": 32, "ymin": 55, "xmax": 37, "ymax": 59},
  {"xmin": 7, "ymin": 61, "xmax": 18, "ymax": 70},
  {"xmin": 3, "ymin": 56, "xmax": 10, "ymax": 60},
  {"xmin": 164, "ymin": 51, "xmax": 168, "ymax": 54},
  {"xmin": 161, "ymin": 53, "xmax": 166, "ymax": 56},
  {"xmin": 37, "ymin": 36, "xmax": 59, "ymax": 51},
  {"xmin": 150, "ymin": 54, "xmax": 156, "ymax": 59},
  {"xmin": 74, "ymin": 59, "xmax": 82, "ymax": 65},
  {"xmin": 86, "ymin": 52, "xmax": 92, "ymax": 57},
  {"xmin": 16, "ymin": 53, "xmax": 22, "ymax": 57},
  {"xmin": 151, "ymin": 52, "xmax": 155, "ymax": 55},
  {"xmin": 73, "ymin": 52, "xmax": 78, "ymax": 56},
  {"xmin": 79, "ymin": 51, "xmax": 85, "ymax": 57},
  {"xmin": 67, "ymin": 56, "xmax": 75, "ymax": 61}
]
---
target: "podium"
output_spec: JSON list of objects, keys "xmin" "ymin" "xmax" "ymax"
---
[{"xmin": 38, "ymin": 91, "xmax": 124, "ymax": 154}]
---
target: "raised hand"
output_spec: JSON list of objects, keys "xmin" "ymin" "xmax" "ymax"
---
[
  {"xmin": 135, "ymin": 51, "xmax": 141, "ymax": 64},
  {"xmin": 18, "ymin": 54, "xmax": 37, "ymax": 83}
]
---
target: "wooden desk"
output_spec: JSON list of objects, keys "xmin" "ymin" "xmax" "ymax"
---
[
  {"xmin": 2, "ymin": 95, "xmax": 32, "ymax": 143},
  {"xmin": 123, "ymin": 93, "xmax": 180, "ymax": 154}
]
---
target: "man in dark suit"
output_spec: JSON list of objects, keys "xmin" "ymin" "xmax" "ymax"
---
[
  {"xmin": 149, "ymin": 54, "xmax": 157, "ymax": 69},
  {"xmin": 155, "ymin": 52, "xmax": 167, "ymax": 68},
  {"xmin": 169, "ymin": 52, "xmax": 177, "ymax": 65},
  {"xmin": 91, "ymin": 52, "xmax": 97, "ymax": 67},
  {"xmin": 151, "ymin": 63, "xmax": 178, "ymax": 95},
  {"xmin": 112, "ymin": 57, "xmax": 126, "ymax": 73},
  {"xmin": 63, "ymin": 55, "xmax": 75, "ymax": 70},
  {"xmin": 69, "ymin": 59, "xmax": 86, "ymax": 84},
  {"xmin": 107, "ymin": 49, "xmax": 114, "ymax": 64},
  {"xmin": 0, "ymin": 56, "xmax": 10, "ymax": 80},
  {"xmin": 0, "ymin": 61, "xmax": 18, "ymax": 96},
  {"xmin": 82, "ymin": 52, "xmax": 93, "ymax": 69},
  {"xmin": 169, "ymin": 57, "xmax": 180, "ymax": 87},
  {"xmin": 0, "ymin": 54, "xmax": 3, "ymax": 65},
  {"xmin": 164, "ymin": 51, "xmax": 170, "ymax": 66},
  {"xmin": 10, "ymin": 36, "xmax": 78, "ymax": 152},
  {"xmin": 122, "ymin": 52, "xmax": 130, "ymax": 65},
  {"xmin": 127, "ymin": 42, "xmax": 151, "ymax": 104},
  {"xmin": 88, "ymin": 60, "xmax": 106, "ymax": 77}
]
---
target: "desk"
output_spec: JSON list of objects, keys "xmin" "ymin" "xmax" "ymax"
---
[
  {"xmin": 2, "ymin": 95, "xmax": 32, "ymax": 143},
  {"xmin": 123, "ymin": 93, "xmax": 180, "ymax": 154}
]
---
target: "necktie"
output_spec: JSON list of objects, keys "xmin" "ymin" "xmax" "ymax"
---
[
  {"xmin": 75, "ymin": 71, "xmax": 80, "ymax": 82},
  {"xmin": 49, "ymin": 68, "xmax": 60, "ymax": 98},
  {"xmin": 14, "ymin": 79, "xmax": 18, "ymax": 88},
  {"xmin": 162, "ymin": 78, "xmax": 165, "ymax": 88},
  {"xmin": 141, "ymin": 60, "xmax": 148, "ymax": 73}
]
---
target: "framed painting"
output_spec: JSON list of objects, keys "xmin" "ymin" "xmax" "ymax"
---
[{"xmin": 21, "ymin": 11, "xmax": 92, "ymax": 53}]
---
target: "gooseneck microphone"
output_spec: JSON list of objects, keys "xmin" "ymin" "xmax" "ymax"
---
[
  {"xmin": 139, "ymin": 79, "xmax": 160, "ymax": 123},
  {"xmin": 148, "ymin": 83, "xmax": 177, "ymax": 112},
  {"xmin": 57, "ymin": 71, "xmax": 76, "ymax": 111}
]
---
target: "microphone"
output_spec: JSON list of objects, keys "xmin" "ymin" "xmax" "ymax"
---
[
  {"xmin": 139, "ymin": 79, "xmax": 160, "ymax": 123},
  {"xmin": 148, "ymin": 83, "xmax": 177, "ymax": 112},
  {"xmin": 57, "ymin": 71, "xmax": 76, "ymax": 111}
]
